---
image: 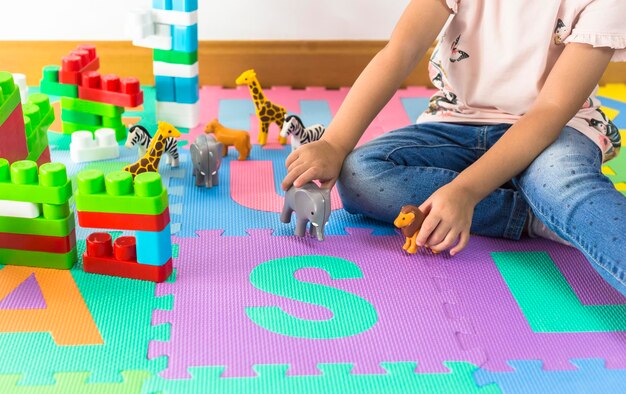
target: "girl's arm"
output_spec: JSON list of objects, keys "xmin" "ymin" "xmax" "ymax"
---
[
  {"xmin": 281, "ymin": 0, "xmax": 451, "ymax": 190},
  {"xmin": 418, "ymin": 43, "xmax": 616, "ymax": 254}
]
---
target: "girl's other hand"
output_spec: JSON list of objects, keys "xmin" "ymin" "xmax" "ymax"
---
[
  {"xmin": 281, "ymin": 140, "xmax": 348, "ymax": 191},
  {"xmin": 415, "ymin": 183, "xmax": 475, "ymax": 256}
]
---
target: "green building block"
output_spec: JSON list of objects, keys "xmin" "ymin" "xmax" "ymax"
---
[
  {"xmin": 0, "ymin": 247, "xmax": 77, "ymax": 270},
  {"xmin": 0, "ymin": 213, "xmax": 75, "ymax": 237},
  {"xmin": 154, "ymin": 49, "xmax": 198, "ymax": 65},
  {"xmin": 60, "ymin": 96, "xmax": 123, "ymax": 118},
  {"xmin": 0, "ymin": 160, "xmax": 72, "ymax": 206},
  {"xmin": 61, "ymin": 108, "xmax": 102, "ymax": 125},
  {"xmin": 23, "ymin": 93, "xmax": 54, "ymax": 160},
  {"xmin": 61, "ymin": 121, "xmax": 125, "ymax": 142},
  {"xmin": 0, "ymin": 71, "xmax": 21, "ymax": 126},
  {"xmin": 75, "ymin": 170, "xmax": 169, "ymax": 215},
  {"xmin": 39, "ymin": 65, "xmax": 79, "ymax": 98}
]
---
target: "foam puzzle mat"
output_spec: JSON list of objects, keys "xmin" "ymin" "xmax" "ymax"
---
[{"xmin": 1, "ymin": 84, "xmax": 626, "ymax": 393}]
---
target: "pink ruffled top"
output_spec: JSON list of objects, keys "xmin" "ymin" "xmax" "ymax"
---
[{"xmin": 417, "ymin": 0, "xmax": 626, "ymax": 161}]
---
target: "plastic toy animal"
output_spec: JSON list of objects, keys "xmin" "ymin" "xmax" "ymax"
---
[
  {"xmin": 280, "ymin": 115, "xmax": 326, "ymax": 151},
  {"xmin": 125, "ymin": 124, "xmax": 180, "ymax": 167},
  {"xmin": 394, "ymin": 205, "xmax": 427, "ymax": 254},
  {"xmin": 281, "ymin": 182, "xmax": 331, "ymax": 241},
  {"xmin": 190, "ymin": 134, "xmax": 223, "ymax": 188},
  {"xmin": 205, "ymin": 119, "xmax": 252, "ymax": 161},
  {"xmin": 123, "ymin": 121, "xmax": 181, "ymax": 177},
  {"xmin": 235, "ymin": 69, "xmax": 287, "ymax": 146}
]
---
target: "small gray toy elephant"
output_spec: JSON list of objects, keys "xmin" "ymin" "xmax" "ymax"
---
[
  {"xmin": 190, "ymin": 134, "xmax": 223, "ymax": 188},
  {"xmin": 281, "ymin": 182, "xmax": 331, "ymax": 241}
]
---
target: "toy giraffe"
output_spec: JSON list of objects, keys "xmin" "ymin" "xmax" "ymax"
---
[
  {"xmin": 235, "ymin": 69, "xmax": 287, "ymax": 146},
  {"xmin": 123, "ymin": 121, "xmax": 181, "ymax": 177}
]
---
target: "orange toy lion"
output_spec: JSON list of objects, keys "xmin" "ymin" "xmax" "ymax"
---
[{"xmin": 204, "ymin": 119, "xmax": 252, "ymax": 161}]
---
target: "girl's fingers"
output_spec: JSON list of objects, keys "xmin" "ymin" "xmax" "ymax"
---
[
  {"xmin": 431, "ymin": 229, "xmax": 460, "ymax": 253},
  {"xmin": 450, "ymin": 231, "xmax": 470, "ymax": 256},
  {"xmin": 294, "ymin": 168, "xmax": 319, "ymax": 188},
  {"xmin": 281, "ymin": 164, "xmax": 307, "ymax": 190},
  {"xmin": 425, "ymin": 222, "xmax": 450, "ymax": 247},
  {"xmin": 416, "ymin": 214, "xmax": 440, "ymax": 246},
  {"xmin": 285, "ymin": 150, "xmax": 300, "ymax": 168}
]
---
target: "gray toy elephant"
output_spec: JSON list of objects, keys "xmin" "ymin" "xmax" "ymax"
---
[
  {"xmin": 190, "ymin": 134, "xmax": 223, "ymax": 188},
  {"xmin": 281, "ymin": 182, "xmax": 331, "ymax": 241}
]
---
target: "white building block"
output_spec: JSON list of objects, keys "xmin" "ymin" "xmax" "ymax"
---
[
  {"xmin": 0, "ymin": 200, "xmax": 40, "ymax": 219},
  {"xmin": 152, "ymin": 9, "xmax": 198, "ymax": 26},
  {"xmin": 70, "ymin": 129, "xmax": 120, "ymax": 163},
  {"xmin": 12, "ymin": 74, "xmax": 28, "ymax": 104},
  {"xmin": 153, "ymin": 62, "xmax": 199, "ymax": 78},
  {"xmin": 127, "ymin": 10, "xmax": 172, "ymax": 50},
  {"xmin": 157, "ymin": 101, "xmax": 200, "ymax": 129}
]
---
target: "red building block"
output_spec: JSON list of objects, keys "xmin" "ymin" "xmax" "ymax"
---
[
  {"xmin": 58, "ymin": 45, "xmax": 100, "ymax": 85},
  {"xmin": 83, "ymin": 232, "xmax": 172, "ymax": 282},
  {"xmin": 77, "ymin": 207, "xmax": 170, "ymax": 232},
  {"xmin": 0, "ymin": 105, "xmax": 28, "ymax": 164},
  {"xmin": 35, "ymin": 146, "xmax": 51, "ymax": 166},
  {"xmin": 0, "ymin": 230, "xmax": 76, "ymax": 254},
  {"xmin": 78, "ymin": 72, "xmax": 143, "ymax": 108}
]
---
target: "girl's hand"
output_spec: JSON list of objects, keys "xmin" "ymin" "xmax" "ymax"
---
[
  {"xmin": 415, "ymin": 183, "xmax": 475, "ymax": 256},
  {"xmin": 281, "ymin": 139, "xmax": 348, "ymax": 191}
]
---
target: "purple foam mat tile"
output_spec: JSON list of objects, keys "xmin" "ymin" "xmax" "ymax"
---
[
  {"xmin": 149, "ymin": 228, "xmax": 478, "ymax": 379},
  {"xmin": 553, "ymin": 246, "xmax": 626, "ymax": 306},
  {"xmin": 438, "ymin": 237, "xmax": 626, "ymax": 371},
  {"xmin": 0, "ymin": 274, "xmax": 46, "ymax": 310}
]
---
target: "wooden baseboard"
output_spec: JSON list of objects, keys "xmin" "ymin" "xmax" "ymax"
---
[{"xmin": 1, "ymin": 40, "xmax": 624, "ymax": 88}]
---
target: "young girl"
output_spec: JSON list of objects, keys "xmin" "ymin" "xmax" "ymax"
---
[{"xmin": 281, "ymin": 0, "xmax": 626, "ymax": 289}]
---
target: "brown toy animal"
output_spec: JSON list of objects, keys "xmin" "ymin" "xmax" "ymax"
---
[
  {"xmin": 204, "ymin": 119, "xmax": 252, "ymax": 161},
  {"xmin": 394, "ymin": 205, "xmax": 427, "ymax": 254}
]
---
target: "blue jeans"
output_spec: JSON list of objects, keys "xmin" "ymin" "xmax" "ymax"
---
[{"xmin": 337, "ymin": 122, "xmax": 626, "ymax": 293}]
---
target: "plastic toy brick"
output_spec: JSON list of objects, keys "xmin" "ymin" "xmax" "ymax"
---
[
  {"xmin": 153, "ymin": 61, "xmax": 198, "ymax": 78},
  {"xmin": 60, "ymin": 96, "xmax": 123, "ymax": 118},
  {"xmin": 153, "ymin": 48, "xmax": 198, "ymax": 65},
  {"xmin": 23, "ymin": 93, "xmax": 54, "ymax": 160},
  {"xmin": 156, "ymin": 100, "xmax": 199, "ymax": 128},
  {"xmin": 58, "ymin": 44, "xmax": 100, "ymax": 85},
  {"xmin": 0, "ymin": 105, "xmax": 28, "ymax": 164},
  {"xmin": 0, "ymin": 212, "xmax": 75, "ymax": 237},
  {"xmin": 39, "ymin": 65, "xmax": 79, "ymax": 98},
  {"xmin": 155, "ymin": 76, "xmax": 176, "ymax": 102},
  {"xmin": 172, "ymin": 0, "xmax": 198, "ymax": 11},
  {"xmin": 78, "ymin": 71, "xmax": 144, "ymax": 108},
  {"xmin": 83, "ymin": 232, "xmax": 173, "ymax": 282},
  {"xmin": 0, "ymin": 71, "xmax": 21, "ymax": 125},
  {"xmin": 127, "ymin": 10, "xmax": 173, "ymax": 51},
  {"xmin": 136, "ymin": 224, "xmax": 172, "ymax": 266},
  {"xmin": 0, "ymin": 230, "xmax": 76, "ymax": 254},
  {"xmin": 62, "ymin": 121, "xmax": 126, "ymax": 142},
  {"xmin": 0, "ymin": 247, "xmax": 77, "ymax": 270},
  {"xmin": 133, "ymin": 34, "xmax": 173, "ymax": 51},
  {"xmin": 0, "ymin": 160, "xmax": 72, "ymax": 205},
  {"xmin": 152, "ymin": 8, "xmax": 198, "ymax": 26},
  {"xmin": 12, "ymin": 73, "xmax": 28, "ymax": 104},
  {"xmin": 30, "ymin": 146, "xmax": 51, "ymax": 166},
  {"xmin": 0, "ymin": 200, "xmax": 40, "ymax": 218},
  {"xmin": 76, "ymin": 207, "xmax": 170, "ymax": 232},
  {"xmin": 75, "ymin": 170, "xmax": 168, "ymax": 216},
  {"xmin": 70, "ymin": 129, "xmax": 120, "ymax": 163},
  {"xmin": 61, "ymin": 108, "xmax": 102, "ymax": 125},
  {"xmin": 174, "ymin": 75, "xmax": 199, "ymax": 103},
  {"xmin": 172, "ymin": 24, "xmax": 198, "ymax": 53},
  {"xmin": 153, "ymin": 0, "xmax": 173, "ymax": 9}
]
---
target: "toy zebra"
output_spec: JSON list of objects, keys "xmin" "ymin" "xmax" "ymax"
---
[
  {"xmin": 125, "ymin": 124, "xmax": 180, "ymax": 167},
  {"xmin": 279, "ymin": 115, "xmax": 326, "ymax": 151}
]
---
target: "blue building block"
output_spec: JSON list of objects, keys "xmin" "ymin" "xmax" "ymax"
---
[
  {"xmin": 172, "ymin": 24, "xmax": 198, "ymax": 53},
  {"xmin": 155, "ymin": 76, "xmax": 176, "ymax": 102},
  {"xmin": 136, "ymin": 224, "xmax": 172, "ymax": 266},
  {"xmin": 172, "ymin": 0, "xmax": 198, "ymax": 11},
  {"xmin": 152, "ymin": 0, "xmax": 172, "ymax": 9},
  {"xmin": 174, "ymin": 76, "xmax": 199, "ymax": 104}
]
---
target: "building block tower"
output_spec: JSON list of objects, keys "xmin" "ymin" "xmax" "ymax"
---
[
  {"xmin": 40, "ymin": 44, "xmax": 144, "ymax": 141},
  {"xmin": 75, "ymin": 169, "xmax": 173, "ymax": 282},
  {"xmin": 0, "ymin": 72, "xmax": 54, "ymax": 165},
  {"xmin": 0, "ymin": 159, "xmax": 77, "ymax": 269},
  {"xmin": 128, "ymin": 0, "xmax": 200, "ymax": 128}
]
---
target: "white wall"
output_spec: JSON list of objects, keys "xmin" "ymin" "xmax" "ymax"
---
[{"xmin": 1, "ymin": 0, "xmax": 409, "ymax": 40}]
